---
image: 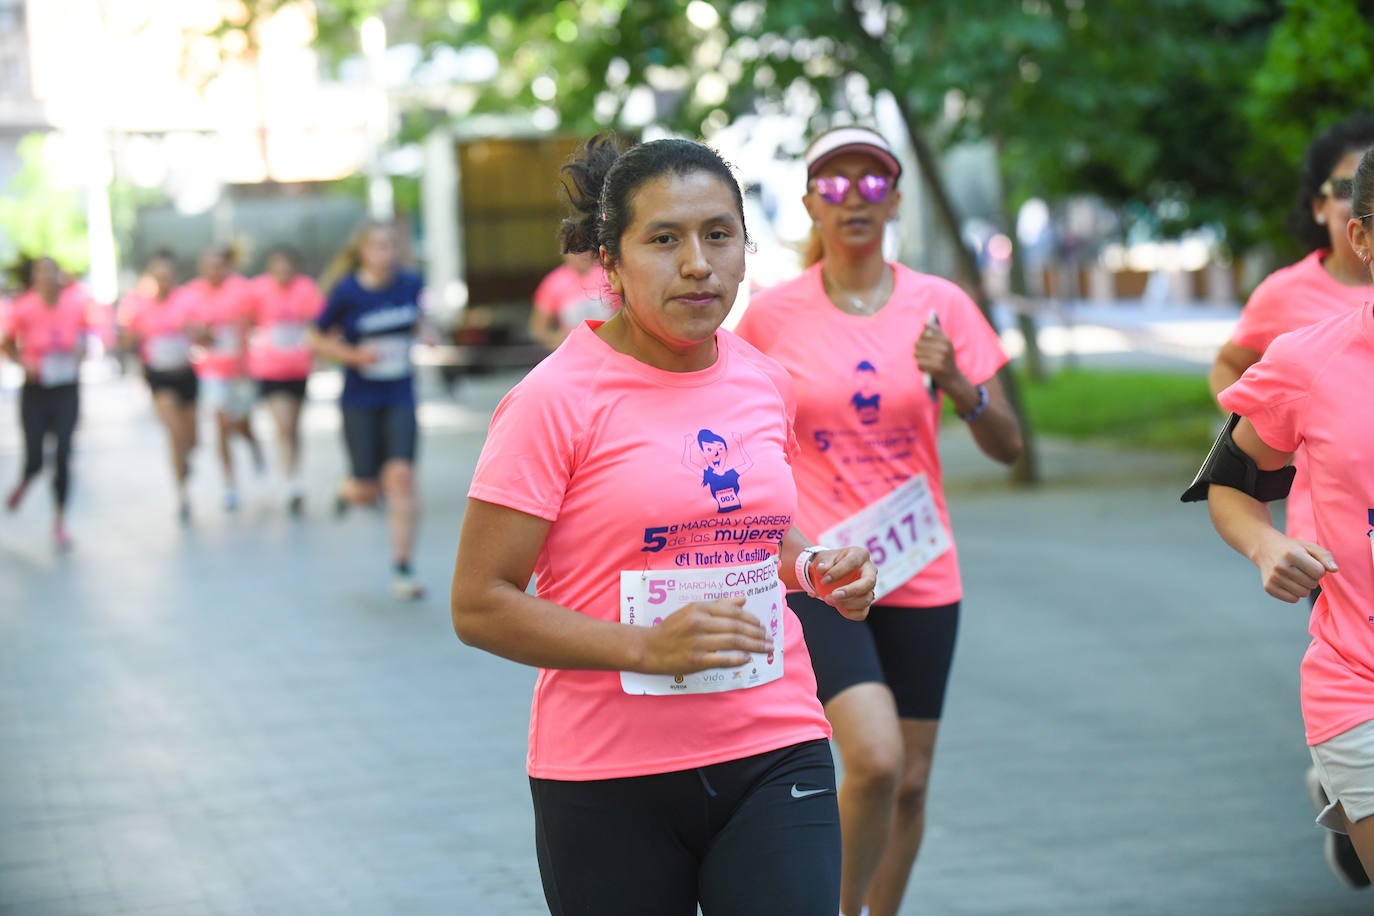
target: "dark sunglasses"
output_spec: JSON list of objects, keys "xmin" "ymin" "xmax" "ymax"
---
[
  {"xmin": 812, "ymin": 174, "xmax": 894, "ymax": 205},
  {"xmin": 1320, "ymin": 177, "xmax": 1354, "ymax": 201}
]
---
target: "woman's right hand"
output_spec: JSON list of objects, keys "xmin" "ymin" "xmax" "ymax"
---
[
  {"xmin": 635, "ymin": 598, "xmax": 772, "ymax": 674},
  {"xmin": 348, "ymin": 344, "xmax": 378, "ymax": 368},
  {"xmin": 1250, "ymin": 529, "xmax": 1338, "ymax": 603}
]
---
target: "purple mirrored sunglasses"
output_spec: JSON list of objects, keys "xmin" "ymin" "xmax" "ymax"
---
[{"xmin": 812, "ymin": 174, "xmax": 894, "ymax": 205}]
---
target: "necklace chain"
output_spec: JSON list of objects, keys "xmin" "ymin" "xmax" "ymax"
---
[{"xmin": 824, "ymin": 267, "xmax": 890, "ymax": 314}]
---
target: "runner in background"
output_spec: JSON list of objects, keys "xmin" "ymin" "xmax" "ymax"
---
[
  {"xmin": 527, "ymin": 249, "xmax": 612, "ymax": 350},
  {"xmin": 311, "ymin": 221, "xmax": 426, "ymax": 600},
  {"xmin": 1206, "ymin": 111, "xmax": 1374, "ymax": 888},
  {"xmin": 248, "ymin": 246, "xmax": 324, "ymax": 516},
  {"xmin": 1, "ymin": 256, "xmax": 95, "ymax": 549},
  {"xmin": 182, "ymin": 245, "xmax": 262, "ymax": 512},
  {"xmin": 117, "ymin": 249, "xmax": 199, "ymax": 522},
  {"xmin": 735, "ymin": 126, "xmax": 1023, "ymax": 916},
  {"xmin": 451, "ymin": 132, "xmax": 877, "ymax": 916}
]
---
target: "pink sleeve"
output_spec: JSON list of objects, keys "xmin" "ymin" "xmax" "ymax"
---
[
  {"xmin": 943, "ymin": 291, "xmax": 1008, "ymax": 385},
  {"xmin": 1229, "ymin": 275, "xmax": 1287, "ymax": 353},
  {"xmin": 301, "ymin": 278, "xmax": 325, "ymax": 319},
  {"xmin": 1217, "ymin": 335, "xmax": 1309, "ymax": 453},
  {"xmin": 531, "ymin": 268, "xmax": 566, "ymax": 317},
  {"xmin": 467, "ymin": 375, "xmax": 578, "ymax": 521}
]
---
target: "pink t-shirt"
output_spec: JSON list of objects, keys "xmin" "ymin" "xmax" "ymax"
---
[
  {"xmin": 735, "ymin": 263, "xmax": 1009, "ymax": 608},
  {"xmin": 247, "ymin": 274, "xmax": 324, "ymax": 381},
  {"xmin": 1229, "ymin": 250, "xmax": 1374, "ymax": 542},
  {"xmin": 2, "ymin": 287, "xmax": 92, "ymax": 381},
  {"xmin": 1219, "ymin": 303, "xmax": 1374, "ymax": 746},
  {"xmin": 532, "ymin": 263, "xmax": 615, "ymax": 330},
  {"xmin": 468, "ymin": 322, "xmax": 830, "ymax": 781},
  {"xmin": 180, "ymin": 276, "xmax": 254, "ymax": 380},
  {"xmin": 118, "ymin": 289, "xmax": 195, "ymax": 370}
]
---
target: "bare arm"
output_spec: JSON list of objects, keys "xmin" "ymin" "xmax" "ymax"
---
[
  {"xmin": 528, "ymin": 309, "xmax": 565, "ymax": 350},
  {"xmin": 451, "ymin": 498, "xmax": 773, "ymax": 673},
  {"xmin": 1206, "ymin": 417, "xmax": 1337, "ymax": 603},
  {"xmin": 307, "ymin": 327, "xmax": 374, "ymax": 368},
  {"xmin": 914, "ymin": 324, "xmax": 1022, "ymax": 465},
  {"xmin": 1208, "ymin": 341, "xmax": 1261, "ymax": 405}
]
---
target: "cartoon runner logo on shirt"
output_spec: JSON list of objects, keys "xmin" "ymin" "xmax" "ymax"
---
[
  {"xmin": 682, "ymin": 428, "xmax": 754, "ymax": 513},
  {"xmin": 851, "ymin": 360, "xmax": 881, "ymax": 425}
]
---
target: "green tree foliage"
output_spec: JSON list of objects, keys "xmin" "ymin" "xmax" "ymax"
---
[
  {"xmin": 1242, "ymin": 0, "xmax": 1374, "ymax": 257},
  {"xmin": 0, "ymin": 134, "xmax": 90, "ymax": 275}
]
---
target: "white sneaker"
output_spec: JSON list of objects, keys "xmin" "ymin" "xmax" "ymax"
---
[{"xmin": 392, "ymin": 572, "xmax": 426, "ymax": 601}]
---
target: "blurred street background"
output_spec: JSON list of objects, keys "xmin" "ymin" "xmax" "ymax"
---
[{"xmin": 3, "ymin": 1, "xmax": 1373, "ymax": 913}]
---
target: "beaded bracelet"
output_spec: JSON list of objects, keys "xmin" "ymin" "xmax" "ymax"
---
[{"xmin": 958, "ymin": 383, "xmax": 989, "ymax": 423}]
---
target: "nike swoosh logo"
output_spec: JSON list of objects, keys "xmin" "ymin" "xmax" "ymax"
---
[{"xmin": 790, "ymin": 785, "xmax": 829, "ymax": 799}]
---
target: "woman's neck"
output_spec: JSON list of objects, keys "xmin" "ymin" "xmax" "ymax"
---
[
  {"xmin": 821, "ymin": 253, "xmax": 891, "ymax": 315},
  {"xmin": 595, "ymin": 310, "xmax": 718, "ymax": 373},
  {"xmin": 357, "ymin": 266, "xmax": 392, "ymax": 290}
]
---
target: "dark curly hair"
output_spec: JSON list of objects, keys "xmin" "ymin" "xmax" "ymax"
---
[
  {"xmin": 556, "ymin": 132, "xmax": 752, "ymax": 263},
  {"xmin": 1288, "ymin": 111, "xmax": 1374, "ymax": 252}
]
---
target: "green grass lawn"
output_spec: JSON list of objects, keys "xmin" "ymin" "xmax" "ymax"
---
[{"xmin": 1012, "ymin": 368, "xmax": 1220, "ymax": 454}]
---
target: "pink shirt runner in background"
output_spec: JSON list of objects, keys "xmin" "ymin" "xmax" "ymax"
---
[
  {"xmin": 2, "ymin": 286, "xmax": 92, "ymax": 381},
  {"xmin": 736, "ymin": 262, "xmax": 1008, "ymax": 609},
  {"xmin": 1219, "ymin": 303, "xmax": 1374, "ymax": 746},
  {"xmin": 180, "ymin": 275, "xmax": 254, "ymax": 381},
  {"xmin": 1227, "ymin": 249, "xmax": 1374, "ymax": 544},
  {"xmin": 247, "ymin": 274, "xmax": 324, "ymax": 381},
  {"xmin": 468, "ymin": 323, "xmax": 830, "ymax": 781},
  {"xmin": 118, "ymin": 289, "xmax": 196, "ymax": 370},
  {"xmin": 532, "ymin": 262, "xmax": 615, "ymax": 330}
]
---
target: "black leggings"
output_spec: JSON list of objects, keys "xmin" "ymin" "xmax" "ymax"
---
[
  {"xmin": 530, "ymin": 738, "xmax": 841, "ymax": 916},
  {"xmin": 17, "ymin": 383, "xmax": 79, "ymax": 507}
]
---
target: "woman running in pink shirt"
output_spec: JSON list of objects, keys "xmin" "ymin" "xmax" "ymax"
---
[
  {"xmin": 735, "ymin": 126, "xmax": 1023, "ymax": 916},
  {"xmin": 527, "ymin": 249, "xmax": 613, "ymax": 349},
  {"xmin": 2, "ymin": 256, "xmax": 94, "ymax": 548},
  {"xmin": 118, "ymin": 249, "xmax": 199, "ymax": 521},
  {"xmin": 1197, "ymin": 146, "xmax": 1374, "ymax": 882},
  {"xmin": 248, "ymin": 246, "xmax": 324, "ymax": 516},
  {"xmin": 1207, "ymin": 111, "xmax": 1374, "ymax": 889},
  {"xmin": 181, "ymin": 245, "xmax": 262, "ymax": 512},
  {"xmin": 451, "ymin": 133, "xmax": 878, "ymax": 916}
]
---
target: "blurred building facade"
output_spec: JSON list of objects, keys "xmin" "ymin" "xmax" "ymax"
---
[{"xmin": 0, "ymin": 0, "xmax": 377, "ymax": 291}]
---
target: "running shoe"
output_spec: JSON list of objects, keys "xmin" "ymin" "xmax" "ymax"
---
[
  {"xmin": 53, "ymin": 524, "xmax": 72, "ymax": 552},
  {"xmin": 177, "ymin": 501, "xmax": 192, "ymax": 525},
  {"xmin": 6, "ymin": 479, "xmax": 26, "ymax": 512},
  {"xmin": 287, "ymin": 493, "xmax": 305, "ymax": 517},
  {"xmin": 392, "ymin": 572, "xmax": 426, "ymax": 601},
  {"xmin": 224, "ymin": 490, "xmax": 240, "ymax": 513},
  {"xmin": 1306, "ymin": 765, "xmax": 1371, "ymax": 888}
]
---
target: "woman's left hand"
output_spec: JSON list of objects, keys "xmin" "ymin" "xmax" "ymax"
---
[
  {"xmin": 914, "ymin": 321, "xmax": 962, "ymax": 390},
  {"xmin": 811, "ymin": 546, "xmax": 878, "ymax": 621}
]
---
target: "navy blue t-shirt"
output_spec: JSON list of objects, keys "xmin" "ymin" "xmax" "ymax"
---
[{"xmin": 316, "ymin": 270, "xmax": 424, "ymax": 408}]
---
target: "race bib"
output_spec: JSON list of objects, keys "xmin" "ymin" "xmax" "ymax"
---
[
  {"xmin": 146, "ymin": 333, "xmax": 191, "ymax": 370},
  {"xmin": 39, "ymin": 350, "xmax": 79, "ymax": 387},
  {"xmin": 818, "ymin": 474, "xmax": 951, "ymax": 601},
  {"xmin": 359, "ymin": 333, "xmax": 412, "ymax": 380},
  {"xmin": 212, "ymin": 324, "xmax": 241, "ymax": 356},
  {"xmin": 269, "ymin": 321, "xmax": 308, "ymax": 350},
  {"xmin": 619, "ymin": 557, "xmax": 784, "ymax": 696}
]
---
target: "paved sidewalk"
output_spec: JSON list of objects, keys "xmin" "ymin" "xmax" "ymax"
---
[{"xmin": 0, "ymin": 365, "xmax": 1368, "ymax": 915}]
